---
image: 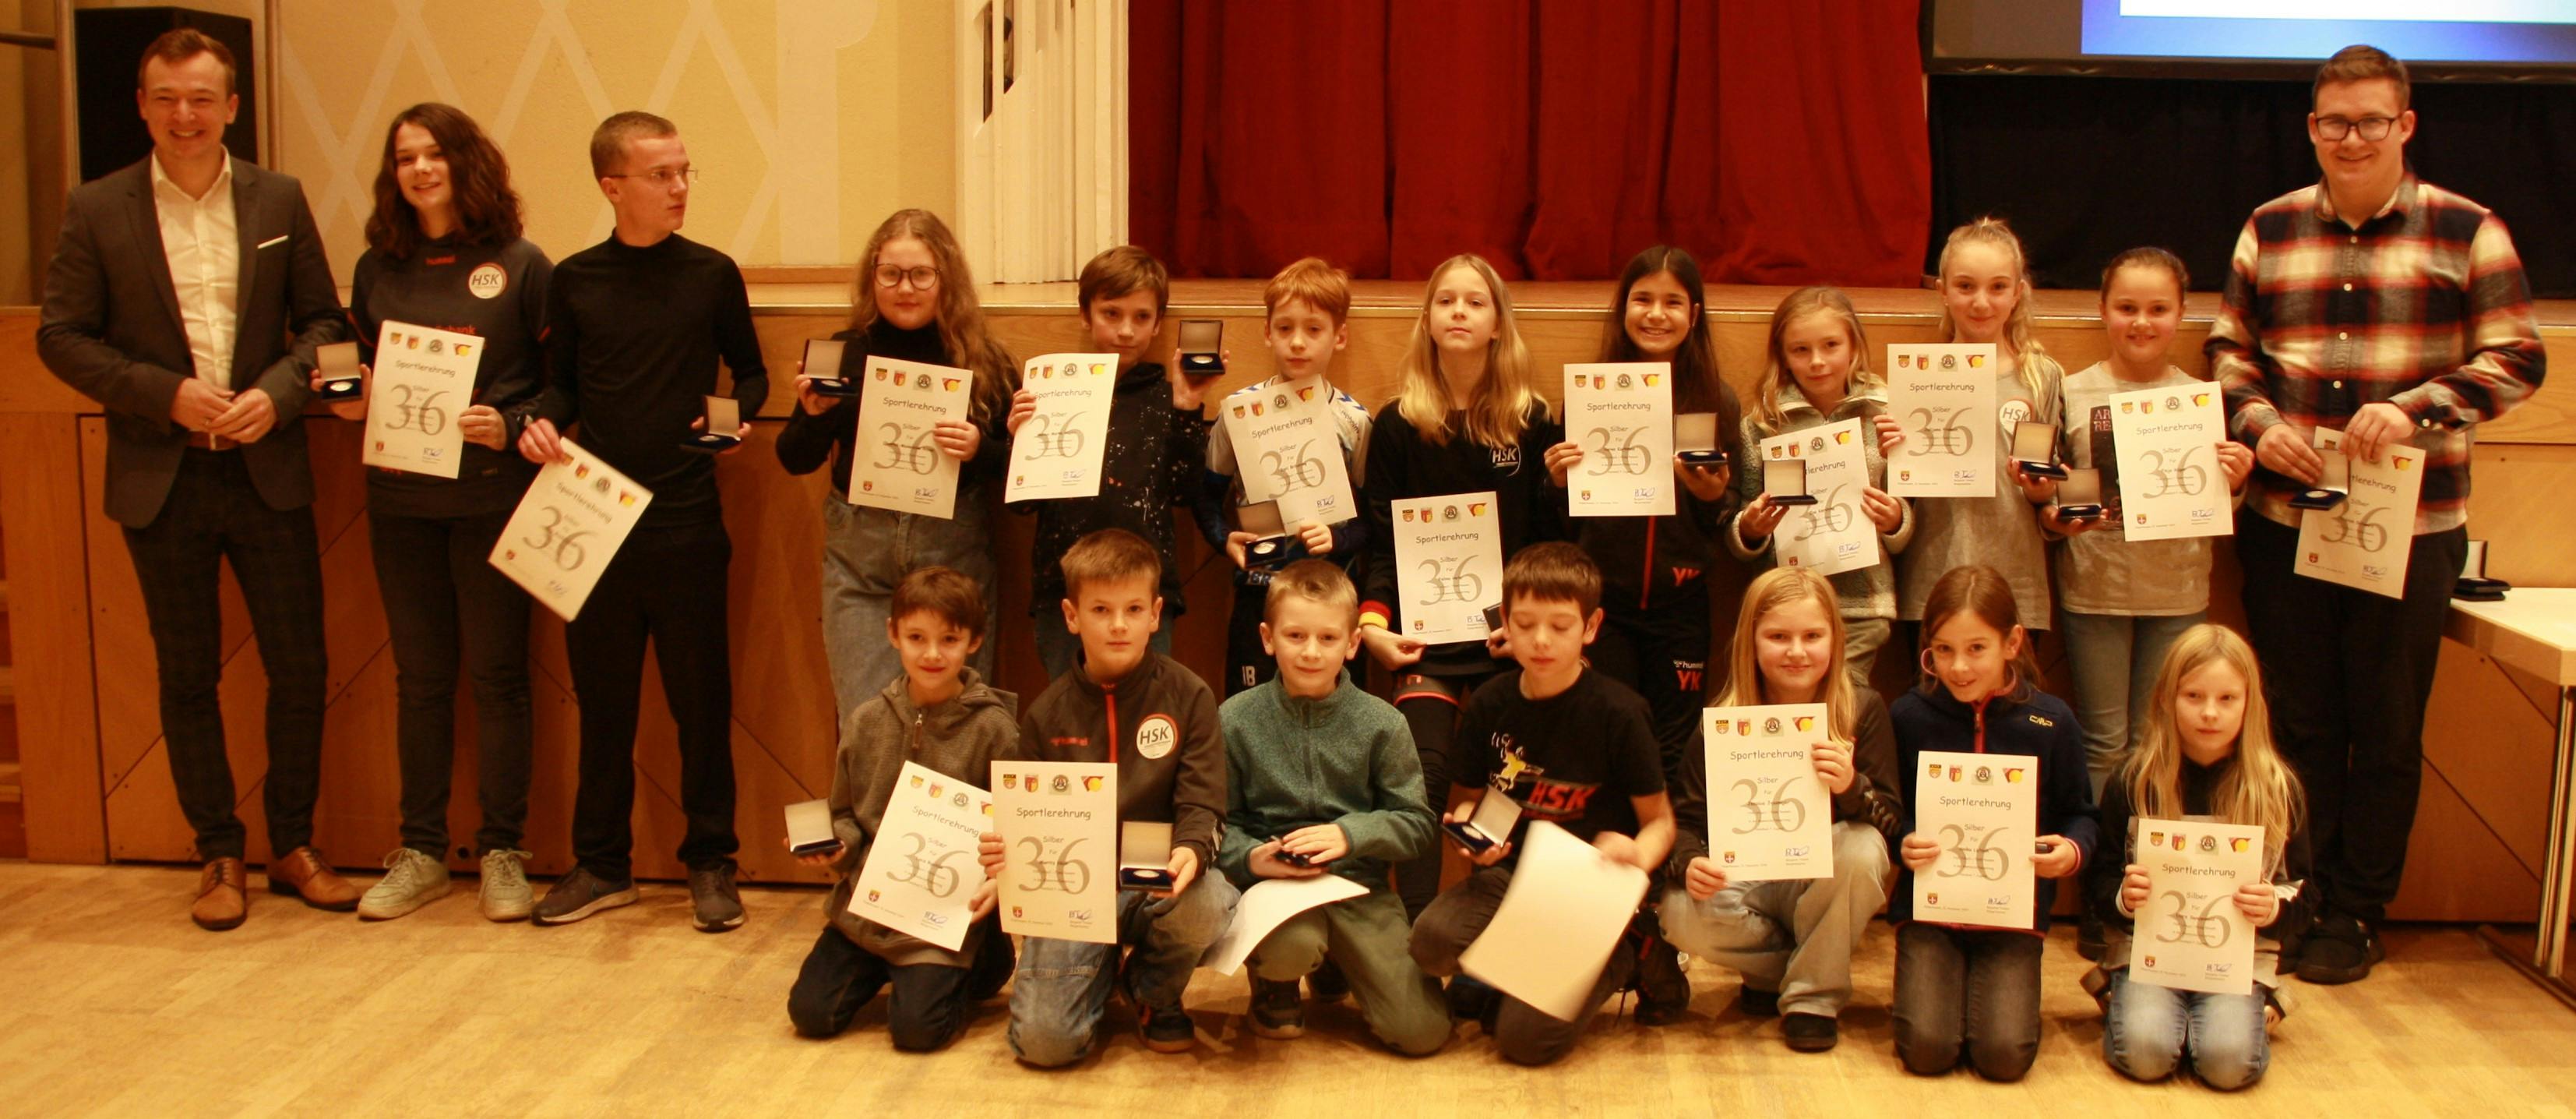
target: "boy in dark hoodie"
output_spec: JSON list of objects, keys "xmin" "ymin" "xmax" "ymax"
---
[
  {"xmin": 1219, "ymin": 560, "xmax": 1446, "ymax": 1055},
  {"xmin": 990, "ymin": 528, "xmax": 1235, "ymax": 1067},
  {"xmin": 785, "ymin": 567, "xmax": 1020, "ymax": 1050},
  {"xmin": 1007, "ymin": 247, "xmax": 1214, "ymax": 678}
]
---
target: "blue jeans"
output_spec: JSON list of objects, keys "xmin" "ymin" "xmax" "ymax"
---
[
  {"xmin": 2058, "ymin": 610, "xmax": 2204, "ymax": 796},
  {"xmin": 819, "ymin": 493, "xmax": 999, "ymax": 721},
  {"xmin": 1033, "ymin": 601, "xmax": 1179, "ymax": 681},
  {"xmin": 1007, "ymin": 873, "xmax": 1239, "ymax": 1068},
  {"xmin": 1892, "ymin": 923, "xmax": 2043, "ymax": 1081},
  {"xmin": 2102, "ymin": 971, "xmax": 2269, "ymax": 1090}
]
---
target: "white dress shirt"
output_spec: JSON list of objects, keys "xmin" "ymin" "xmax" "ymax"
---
[{"xmin": 152, "ymin": 152, "xmax": 240, "ymax": 390}]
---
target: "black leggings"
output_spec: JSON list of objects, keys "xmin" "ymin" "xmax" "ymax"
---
[{"xmin": 1393, "ymin": 668, "xmax": 1500, "ymax": 920}]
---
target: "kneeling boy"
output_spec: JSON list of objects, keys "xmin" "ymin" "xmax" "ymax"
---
[
  {"xmin": 1220, "ymin": 560, "xmax": 1448, "ymax": 1055},
  {"xmin": 992, "ymin": 528, "xmax": 1237, "ymax": 1067},
  {"xmin": 1408, "ymin": 542, "xmax": 1674, "ymax": 1066},
  {"xmin": 787, "ymin": 567, "xmax": 1020, "ymax": 1050}
]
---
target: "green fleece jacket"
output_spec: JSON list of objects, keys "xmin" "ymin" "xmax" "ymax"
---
[
  {"xmin": 1218, "ymin": 676, "xmax": 1434, "ymax": 892},
  {"xmin": 826, "ymin": 666, "xmax": 1020, "ymax": 968}
]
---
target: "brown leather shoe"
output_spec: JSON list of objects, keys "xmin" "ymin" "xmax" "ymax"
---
[
  {"xmin": 192, "ymin": 857, "xmax": 248, "ymax": 931},
  {"xmin": 266, "ymin": 845, "xmax": 361, "ymax": 911}
]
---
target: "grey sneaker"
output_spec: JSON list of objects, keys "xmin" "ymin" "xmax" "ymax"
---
[
  {"xmin": 687, "ymin": 862, "xmax": 745, "ymax": 932},
  {"xmin": 479, "ymin": 849, "xmax": 534, "ymax": 923},
  {"xmin": 357, "ymin": 847, "xmax": 452, "ymax": 920},
  {"xmin": 532, "ymin": 867, "xmax": 639, "ymax": 926}
]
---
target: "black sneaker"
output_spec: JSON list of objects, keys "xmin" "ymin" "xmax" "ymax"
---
[
  {"xmin": 1632, "ymin": 937, "xmax": 1691, "ymax": 1025},
  {"xmin": 1783, "ymin": 1011, "xmax": 1839, "ymax": 1052},
  {"xmin": 1139, "ymin": 1004, "xmax": 1196, "ymax": 1053},
  {"xmin": 2296, "ymin": 912, "xmax": 2384, "ymax": 985},
  {"xmin": 1249, "ymin": 976, "xmax": 1306, "ymax": 1040},
  {"xmin": 2076, "ymin": 905, "xmax": 2107, "ymax": 962},
  {"xmin": 1307, "ymin": 958, "xmax": 1351, "ymax": 1004},
  {"xmin": 687, "ymin": 862, "xmax": 744, "ymax": 933},
  {"xmin": 1736, "ymin": 983, "xmax": 1781, "ymax": 1018},
  {"xmin": 530, "ymin": 867, "xmax": 640, "ymax": 926}
]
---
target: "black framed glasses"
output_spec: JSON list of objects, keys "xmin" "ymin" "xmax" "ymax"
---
[
  {"xmin": 874, "ymin": 264, "xmax": 940, "ymax": 289},
  {"xmin": 606, "ymin": 167, "xmax": 699, "ymax": 188},
  {"xmin": 2315, "ymin": 115, "xmax": 2398, "ymax": 142}
]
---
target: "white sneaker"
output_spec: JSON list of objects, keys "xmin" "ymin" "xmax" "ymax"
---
[
  {"xmin": 480, "ymin": 849, "xmax": 534, "ymax": 923},
  {"xmin": 358, "ymin": 848, "xmax": 452, "ymax": 920}
]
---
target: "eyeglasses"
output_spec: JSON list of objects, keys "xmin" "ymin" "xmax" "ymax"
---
[
  {"xmin": 874, "ymin": 264, "xmax": 940, "ymax": 290},
  {"xmin": 606, "ymin": 167, "xmax": 699, "ymax": 189},
  {"xmin": 2315, "ymin": 115, "xmax": 2398, "ymax": 142}
]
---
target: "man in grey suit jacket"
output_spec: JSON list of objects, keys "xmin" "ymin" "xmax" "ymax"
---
[{"xmin": 37, "ymin": 29, "xmax": 358, "ymax": 930}]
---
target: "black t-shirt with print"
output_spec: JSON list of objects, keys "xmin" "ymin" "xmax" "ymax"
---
[{"xmin": 1454, "ymin": 667, "xmax": 1665, "ymax": 859}]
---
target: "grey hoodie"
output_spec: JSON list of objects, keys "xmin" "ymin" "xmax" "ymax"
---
[{"xmin": 826, "ymin": 665, "xmax": 1020, "ymax": 968}]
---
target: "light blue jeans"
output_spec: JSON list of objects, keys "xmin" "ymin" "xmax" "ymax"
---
[
  {"xmin": 819, "ymin": 494, "xmax": 1000, "ymax": 720},
  {"xmin": 2058, "ymin": 610, "xmax": 2204, "ymax": 796},
  {"xmin": 1007, "ymin": 872, "xmax": 1240, "ymax": 1068},
  {"xmin": 1032, "ymin": 601, "xmax": 1179, "ymax": 682},
  {"xmin": 1659, "ymin": 821, "xmax": 1894, "ymax": 1018},
  {"xmin": 2102, "ymin": 971, "xmax": 2270, "ymax": 1090}
]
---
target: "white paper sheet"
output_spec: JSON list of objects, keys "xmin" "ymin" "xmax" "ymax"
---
[
  {"xmin": 486, "ymin": 439, "xmax": 652, "ymax": 621},
  {"xmin": 1199, "ymin": 874, "xmax": 1371, "ymax": 976},
  {"xmin": 848, "ymin": 356, "xmax": 974, "ymax": 519},
  {"xmin": 1761, "ymin": 418, "xmax": 1877, "ymax": 578},
  {"xmin": 1220, "ymin": 376, "xmax": 1358, "ymax": 527},
  {"xmin": 1457, "ymin": 821, "xmax": 1651, "ymax": 1022},
  {"xmin": 1004, "ymin": 353, "xmax": 1120, "ymax": 502},
  {"xmin": 2109, "ymin": 384, "xmax": 2232, "ymax": 542},
  {"xmin": 1390, "ymin": 490, "xmax": 1505, "ymax": 645},
  {"xmin": 2130, "ymin": 819, "xmax": 2265, "ymax": 995},
  {"xmin": 359, "ymin": 320, "xmax": 479, "ymax": 478},
  {"xmin": 2294, "ymin": 428, "xmax": 2425, "ymax": 599},
  {"xmin": 1885, "ymin": 343, "xmax": 1999, "ymax": 498},
  {"xmin": 848, "ymin": 761, "xmax": 992, "ymax": 951},
  {"xmin": 1910, "ymin": 750, "xmax": 2040, "ymax": 930},
  {"xmin": 991, "ymin": 761, "xmax": 1120, "ymax": 944},
  {"xmin": 1700, "ymin": 704, "xmax": 1835, "ymax": 881},
  {"xmin": 1564, "ymin": 362, "xmax": 1676, "ymax": 517}
]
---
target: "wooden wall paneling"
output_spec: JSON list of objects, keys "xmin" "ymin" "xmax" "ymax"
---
[
  {"xmin": 2423, "ymin": 645, "xmax": 2558, "ymax": 876},
  {"xmin": 2397, "ymin": 771, "xmax": 2542, "ymax": 924},
  {"xmin": 0, "ymin": 413, "xmax": 106, "ymax": 861}
]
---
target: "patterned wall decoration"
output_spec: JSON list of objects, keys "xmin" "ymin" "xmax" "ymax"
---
[{"xmin": 272, "ymin": 0, "xmax": 956, "ymax": 283}]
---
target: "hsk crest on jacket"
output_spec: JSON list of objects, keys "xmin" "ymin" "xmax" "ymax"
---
[{"xmin": 1488, "ymin": 733, "xmax": 1596, "ymax": 819}]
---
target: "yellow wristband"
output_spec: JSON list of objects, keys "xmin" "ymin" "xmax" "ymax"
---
[{"xmin": 1358, "ymin": 611, "xmax": 1390, "ymax": 631}]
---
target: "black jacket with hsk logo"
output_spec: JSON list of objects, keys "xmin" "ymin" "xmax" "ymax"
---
[{"xmin": 1010, "ymin": 651, "xmax": 1228, "ymax": 870}]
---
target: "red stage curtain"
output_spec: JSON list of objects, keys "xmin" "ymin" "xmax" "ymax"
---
[{"xmin": 1128, "ymin": 0, "xmax": 1930, "ymax": 286}]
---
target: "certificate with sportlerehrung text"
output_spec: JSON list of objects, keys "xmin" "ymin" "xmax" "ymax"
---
[
  {"xmin": 2130, "ymin": 818, "xmax": 2264, "ymax": 996},
  {"xmin": 2294, "ymin": 428, "xmax": 2423, "ymax": 600},
  {"xmin": 1004, "ymin": 353, "xmax": 1119, "ymax": 503},
  {"xmin": 2109, "ymin": 384, "xmax": 2231, "ymax": 542},
  {"xmin": 361, "ymin": 320, "xmax": 480, "ymax": 479},
  {"xmin": 991, "ymin": 761, "xmax": 1119, "ymax": 944},
  {"xmin": 1221, "ymin": 376, "xmax": 1357, "ymax": 527},
  {"xmin": 1760, "ymin": 418, "xmax": 1876, "ymax": 578},
  {"xmin": 1885, "ymin": 344, "xmax": 1997, "ymax": 498},
  {"xmin": 1701, "ymin": 704, "xmax": 1834, "ymax": 881},
  {"xmin": 1564, "ymin": 362, "xmax": 1675, "ymax": 517},
  {"xmin": 1391, "ymin": 490, "xmax": 1505, "ymax": 645},
  {"xmin": 486, "ymin": 438, "xmax": 652, "ymax": 621},
  {"xmin": 848, "ymin": 356, "xmax": 973, "ymax": 518},
  {"xmin": 849, "ymin": 761, "xmax": 992, "ymax": 951},
  {"xmin": 1911, "ymin": 750, "xmax": 2039, "ymax": 930}
]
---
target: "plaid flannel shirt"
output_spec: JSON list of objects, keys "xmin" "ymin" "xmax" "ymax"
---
[{"xmin": 2206, "ymin": 175, "xmax": 2545, "ymax": 533}]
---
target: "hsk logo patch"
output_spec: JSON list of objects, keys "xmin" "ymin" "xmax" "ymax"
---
[
  {"xmin": 1133, "ymin": 714, "xmax": 1179, "ymax": 760},
  {"xmin": 1489, "ymin": 733, "xmax": 1595, "ymax": 819}
]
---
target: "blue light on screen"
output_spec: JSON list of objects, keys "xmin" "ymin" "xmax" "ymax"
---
[{"xmin": 2082, "ymin": 0, "xmax": 2576, "ymax": 63}]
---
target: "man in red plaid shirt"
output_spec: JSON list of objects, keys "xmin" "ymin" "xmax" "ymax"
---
[{"xmin": 2208, "ymin": 45, "xmax": 2546, "ymax": 987}]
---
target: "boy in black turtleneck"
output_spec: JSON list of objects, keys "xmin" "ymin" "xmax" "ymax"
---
[
  {"xmin": 1006, "ymin": 247, "xmax": 1214, "ymax": 678},
  {"xmin": 516, "ymin": 112, "xmax": 766, "ymax": 933}
]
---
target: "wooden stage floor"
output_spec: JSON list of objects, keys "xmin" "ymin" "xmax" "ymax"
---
[{"xmin": 3, "ymin": 861, "xmax": 2570, "ymax": 1117}]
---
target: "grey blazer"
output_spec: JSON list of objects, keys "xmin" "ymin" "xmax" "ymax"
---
[{"xmin": 37, "ymin": 156, "xmax": 348, "ymax": 528}]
